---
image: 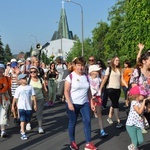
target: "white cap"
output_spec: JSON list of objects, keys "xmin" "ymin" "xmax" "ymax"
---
[
  {"xmin": 88, "ymin": 65, "xmax": 100, "ymax": 73},
  {"xmin": 18, "ymin": 60, "xmax": 23, "ymax": 63},
  {"xmin": 26, "ymin": 57, "xmax": 31, "ymax": 61},
  {"xmin": 11, "ymin": 58, "xmax": 17, "ymax": 62}
]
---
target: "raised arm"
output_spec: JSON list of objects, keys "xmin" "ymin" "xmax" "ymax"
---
[{"xmin": 136, "ymin": 43, "xmax": 144, "ymax": 62}]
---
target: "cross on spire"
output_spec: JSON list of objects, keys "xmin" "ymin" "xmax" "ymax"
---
[{"xmin": 61, "ymin": 0, "xmax": 64, "ymax": 9}]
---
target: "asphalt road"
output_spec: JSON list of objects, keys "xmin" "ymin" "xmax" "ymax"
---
[{"xmin": 1, "ymin": 99, "xmax": 150, "ymax": 150}]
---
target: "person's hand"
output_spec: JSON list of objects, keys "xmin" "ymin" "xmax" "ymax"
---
[
  {"xmin": 90, "ymin": 99, "xmax": 95, "ymax": 111},
  {"xmin": 68, "ymin": 103, "xmax": 74, "ymax": 111},
  {"xmin": 34, "ymin": 104, "xmax": 37, "ymax": 111},
  {"xmin": 91, "ymin": 104, "xmax": 95, "ymax": 111},
  {"xmin": 11, "ymin": 106, "xmax": 15, "ymax": 112},
  {"xmin": 138, "ymin": 43, "xmax": 144, "ymax": 51}
]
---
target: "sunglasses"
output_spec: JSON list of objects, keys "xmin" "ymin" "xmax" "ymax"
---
[
  {"xmin": 30, "ymin": 71, "xmax": 37, "ymax": 74},
  {"xmin": 89, "ymin": 59, "xmax": 94, "ymax": 61}
]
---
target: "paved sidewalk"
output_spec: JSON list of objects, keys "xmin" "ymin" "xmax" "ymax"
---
[{"xmin": 0, "ymin": 99, "xmax": 150, "ymax": 150}]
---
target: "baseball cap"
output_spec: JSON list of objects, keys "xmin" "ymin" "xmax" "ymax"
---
[
  {"xmin": 0, "ymin": 64, "xmax": 5, "ymax": 69},
  {"xmin": 129, "ymin": 86, "xmax": 140, "ymax": 96},
  {"xmin": 89, "ymin": 65, "xmax": 100, "ymax": 73},
  {"xmin": 11, "ymin": 62, "xmax": 18, "ymax": 68},
  {"xmin": 18, "ymin": 74, "xmax": 27, "ymax": 80}
]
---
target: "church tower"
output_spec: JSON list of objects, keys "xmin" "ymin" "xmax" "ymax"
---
[
  {"xmin": 42, "ymin": 1, "xmax": 75, "ymax": 60},
  {"xmin": 51, "ymin": 1, "xmax": 73, "ymax": 40}
]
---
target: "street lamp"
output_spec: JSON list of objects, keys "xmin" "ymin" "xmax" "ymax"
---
[
  {"xmin": 66, "ymin": 0, "xmax": 84, "ymax": 56},
  {"xmin": 27, "ymin": 39, "xmax": 34, "ymax": 47},
  {"xmin": 28, "ymin": 34, "xmax": 38, "ymax": 45}
]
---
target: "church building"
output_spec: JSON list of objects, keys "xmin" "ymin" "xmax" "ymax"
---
[{"xmin": 41, "ymin": 1, "xmax": 76, "ymax": 60}]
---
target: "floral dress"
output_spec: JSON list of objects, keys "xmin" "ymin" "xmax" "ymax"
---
[{"xmin": 130, "ymin": 68, "xmax": 150, "ymax": 97}]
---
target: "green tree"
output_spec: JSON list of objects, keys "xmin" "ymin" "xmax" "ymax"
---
[
  {"xmin": 66, "ymin": 38, "xmax": 94, "ymax": 62},
  {"xmin": 0, "ymin": 36, "xmax": 5, "ymax": 63},
  {"xmin": 66, "ymin": 0, "xmax": 150, "ymax": 66},
  {"xmin": 73, "ymin": 34, "xmax": 79, "ymax": 40},
  {"xmin": 41, "ymin": 51, "xmax": 50, "ymax": 65},
  {"xmin": 121, "ymin": 0, "xmax": 150, "ymax": 62},
  {"xmin": 104, "ymin": 0, "xmax": 126, "ymax": 61},
  {"xmin": 92, "ymin": 21, "xmax": 109, "ymax": 61},
  {"xmin": 4, "ymin": 44, "xmax": 12, "ymax": 63},
  {"xmin": 25, "ymin": 46, "xmax": 33, "ymax": 59}
]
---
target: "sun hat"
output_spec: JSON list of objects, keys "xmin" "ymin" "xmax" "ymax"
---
[
  {"xmin": 129, "ymin": 86, "xmax": 140, "ymax": 96},
  {"xmin": 26, "ymin": 57, "xmax": 31, "ymax": 61},
  {"xmin": 89, "ymin": 65, "xmax": 100, "ymax": 73},
  {"xmin": 18, "ymin": 60, "xmax": 23, "ymax": 63},
  {"xmin": 0, "ymin": 64, "xmax": 5, "ymax": 69},
  {"xmin": 29, "ymin": 66, "xmax": 39, "ymax": 72},
  {"xmin": 10, "ymin": 58, "xmax": 17, "ymax": 62},
  {"xmin": 18, "ymin": 74, "xmax": 27, "ymax": 80}
]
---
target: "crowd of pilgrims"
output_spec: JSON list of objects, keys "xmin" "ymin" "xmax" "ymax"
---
[{"xmin": 0, "ymin": 43, "xmax": 150, "ymax": 150}]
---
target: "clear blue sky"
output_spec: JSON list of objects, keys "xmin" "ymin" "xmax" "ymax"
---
[{"xmin": 0, "ymin": 0, "xmax": 117, "ymax": 54}]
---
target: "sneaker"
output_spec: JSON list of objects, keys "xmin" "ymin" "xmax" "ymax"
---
[
  {"xmin": 100, "ymin": 131, "xmax": 108, "ymax": 138},
  {"xmin": 107, "ymin": 118, "xmax": 113, "ymax": 124},
  {"xmin": 128, "ymin": 143, "xmax": 135, "ymax": 150},
  {"xmin": 21, "ymin": 134, "xmax": 28, "ymax": 140},
  {"xmin": 26, "ymin": 123, "xmax": 31, "ymax": 131},
  {"xmin": 1, "ymin": 131, "xmax": 8, "ymax": 138},
  {"xmin": 38, "ymin": 127, "xmax": 44, "ymax": 134},
  {"xmin": 116, "ymin": 123, "xmax": 124, "ymax": 129},
  {"xmin": 84, "ymin": 142, "xmax": 97, "ymax": 150},
  {"xmin": 49, "ymin": 101, "xmax": 54, "ymax": 106},
  {"xmin": 142, "ymin": 128, "xmax": 148, "ymax": 134},
  {"xmin": 70, "ymin": 141, "xmax": 79, "ymax": 150},
  {"xmin": 44, "ymin": 102, "xmax": 49, "ymax": 106}
]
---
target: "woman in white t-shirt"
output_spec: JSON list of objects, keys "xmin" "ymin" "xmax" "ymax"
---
[{"xmin": 64, "ymin": 57, "xmax": 97, "ymax": 150}]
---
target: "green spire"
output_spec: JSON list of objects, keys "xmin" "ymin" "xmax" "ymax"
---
[{"xmin": 51, "ymin": 2, "xmax": 73, "ymax": 41}]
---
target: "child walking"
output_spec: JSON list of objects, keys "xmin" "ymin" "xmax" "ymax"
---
[
  {"xmin": 88, "ymin": 65, "xmax": 108, "ymax": 137},
  {"xmin": 126, "ymin": 86, "xmax": 146, "ymax": 150},
  {"xmin": 12, "ymin": 74, "xmax": 37, "ymax": 140}
]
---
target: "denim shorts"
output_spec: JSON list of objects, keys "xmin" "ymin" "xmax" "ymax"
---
[{"xmin": 19, "ymin": 109, "xmax": 32, "ymax": 123}]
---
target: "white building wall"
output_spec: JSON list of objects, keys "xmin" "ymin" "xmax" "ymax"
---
[{"xmin": 42, "ymin": 38, "xmax": 76, "ymax": 60}]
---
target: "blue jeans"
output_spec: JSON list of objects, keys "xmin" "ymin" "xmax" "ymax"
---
[{"xmin": 66, "ymin": 102, "xmax": 91, "ymax": 143}]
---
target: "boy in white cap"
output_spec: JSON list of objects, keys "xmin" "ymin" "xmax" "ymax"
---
[
  {"xmin": 12, "ymin": 74, "xmax": 37, "ymax": 140},
  {"xmin": 88, "ymin": 65, "xmax": 108, "ymax": 138}
]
